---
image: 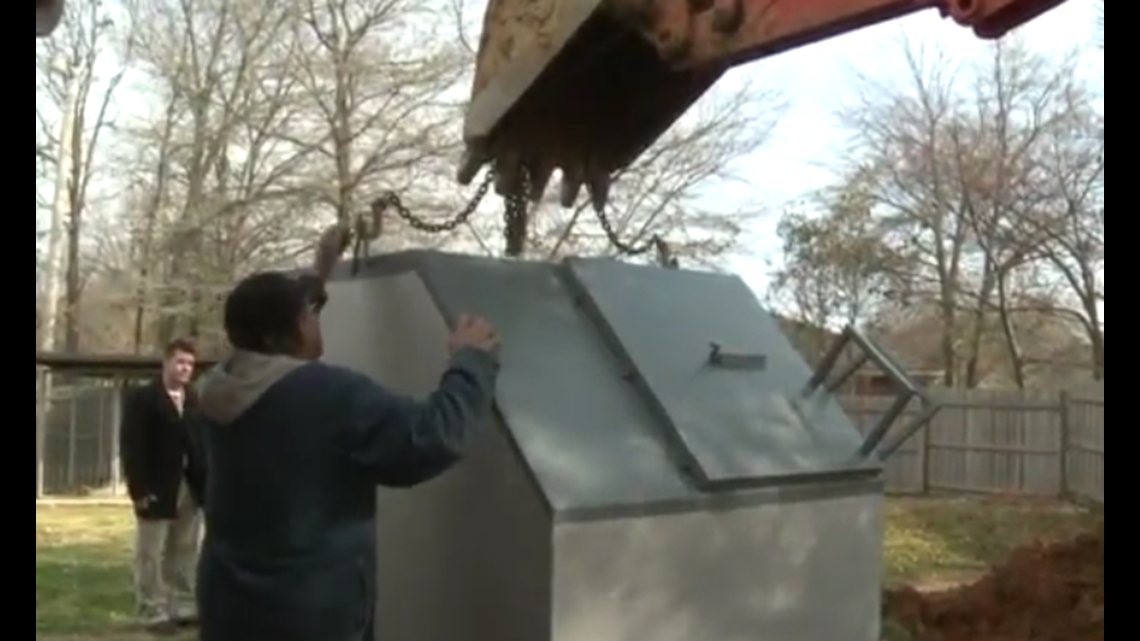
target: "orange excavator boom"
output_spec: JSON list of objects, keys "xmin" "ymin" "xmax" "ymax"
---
[{"xmin": 462, "ymin": 0, "xmax": 1068, "ymax": 210}]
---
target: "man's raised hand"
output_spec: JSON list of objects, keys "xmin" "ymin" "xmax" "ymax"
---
[
  {"xmin": 448, "ymin": 315, "xmax": 499, "ymax": 353},
  {"xmin": 315, "ymin": 225, "xmax": 352, "ymax": 281}
]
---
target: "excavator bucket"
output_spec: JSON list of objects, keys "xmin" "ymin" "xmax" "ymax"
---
[
  {"xmin": 461, "ymin": 0, "xmax": 1068, "ymax": 211},
  {"xmin": 461, "ymin": 1, "xmax": 724, "ymax": 212}
]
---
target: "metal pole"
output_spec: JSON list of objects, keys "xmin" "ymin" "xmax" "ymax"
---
[
  {"xmin": 110, "ymin": 378, "xmax": 123, "ymax": 495},
  {"xmin": 67, "ymin": 390, "xmax": 77, "ymax": 489},
  {"xmin": 36, "ymin": 369, "xmax": 48, "ymax": 498},
  {"xmin": 96, "ymin": 385, "xmax": 106, "ymax": 485}
]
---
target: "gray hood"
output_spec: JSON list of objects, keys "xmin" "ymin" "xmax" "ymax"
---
[{"xmin": 197, "ymin": 351, "xmax": 305, "ymax": 424}]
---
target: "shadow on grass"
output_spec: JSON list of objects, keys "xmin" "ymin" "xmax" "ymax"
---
[{"xmin": 884, "ymin": 496, "xmax": 1093, "ymax": 586}]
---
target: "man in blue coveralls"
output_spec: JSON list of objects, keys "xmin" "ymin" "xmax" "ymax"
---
[{"xmin": 191, "ymin": 228, "xmax": 500, "ymax": 641}]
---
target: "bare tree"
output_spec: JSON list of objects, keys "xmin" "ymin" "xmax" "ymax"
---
[
  {"xmin": 1011, "ymin": 108, "xmax": 1103, "ymax": 379},
  {"xmin": 803, "ymin": 38, "xmax": 1103, "ymax": 387},
  {"xmin": 286, "ymin": 0, "xmax": 468, "ymax": 237},
  {"xmin": 118, "ymin": 0, "xmax": 318, "ymax": 349},
  {"xmin": 771, "ymin": 187, "xmax": 902, "ymax": 351},
  {"xmin": 36, "ymin": 0, "xmax": 128, "ymax": 352},
  {"xmin": 55, "ymin": 0, "xmax": 782, "ymax": 353}
]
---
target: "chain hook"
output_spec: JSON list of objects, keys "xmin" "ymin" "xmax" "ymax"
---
[
  {"xmin": 592, "ymin": 203, "xmax": 657, "ymax": 257},
  {"xmin": 349, "ymin": 171, "xmax": 495, "ymax": 273}
]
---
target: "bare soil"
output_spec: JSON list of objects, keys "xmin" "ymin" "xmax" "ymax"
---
[{"xmin": 885, "ymin": 521, "xmax": 1103, "ymax": 640}]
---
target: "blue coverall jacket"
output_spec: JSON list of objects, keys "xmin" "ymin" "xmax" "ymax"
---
[{"xmin": 192, "ymin": 349, "xmax": 497, "ymax": 641}]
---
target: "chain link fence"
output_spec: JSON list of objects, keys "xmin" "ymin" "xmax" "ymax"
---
[{"xmin": 36, "ymin": 372, "xmax": 142, "ymax": 497}]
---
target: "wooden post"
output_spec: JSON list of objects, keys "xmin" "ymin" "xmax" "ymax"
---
[
  {"xmin": 110, "ymin": 378, "xmax": 123, "ymax": 496},
  {"xmin": 920, "ymin": 417, "xmax": 932, "ymax": 495},
  {"xmin": 1058, "ymin": 391, "xmax": 1071, "ymax": 500}
]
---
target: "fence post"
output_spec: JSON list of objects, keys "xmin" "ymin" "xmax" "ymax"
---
[
  {"xmin": 67, "ymin": 393, "xmax": 77, "ymax": 490},
  {"xmin": 920, "ymin": 418, "xmax": 932, "ymax": 494},
  {"xmin": 1058, "ymin": 391, "xmax": 1071, "ymax": 500},
  {"xmin": 110, "ymin": 378, "xmax": 123, "ymax": 496},
  {"xmin": 36, "ymin": 368, "xmax": 48, "ymax": 498}
]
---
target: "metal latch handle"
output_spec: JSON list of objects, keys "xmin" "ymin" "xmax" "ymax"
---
[{"xmin": 708, "ymin": 343, "xmax": 767, "ymax": 371}]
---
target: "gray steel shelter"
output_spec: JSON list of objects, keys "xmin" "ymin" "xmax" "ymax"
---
[{"xmin": 321, "ymin": 251, "xmax": 931, "ymax": 641}]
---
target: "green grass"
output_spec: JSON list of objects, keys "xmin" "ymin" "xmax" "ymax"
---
[
  {"xmin": 883, "ymin": 496, "xmax": 1092, "ymax": 587},
  {"xmin": 36, "ymin": 504, "xmax": 192, "ymax": 640},
  {"xmin": 36, "ymin": 498, "xmax": 1093, "ymax": 639}
]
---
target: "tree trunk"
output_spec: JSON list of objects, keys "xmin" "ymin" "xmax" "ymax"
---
[
  {"xmin": 939, "ymin": 301, "xmax": 957, "ymax": 387},
  {"xmin": 63, "ymin": 207, "xmax": 82, "ymax": 352},
  {"xmin": 1090, "ymin": 330, "xmax": 1103, "ymax": 381},
  {"xmin": 995, "ymin": 269, "xmax": 1026, "ymax": 388},
  {"xmin": 964, "ymin": 268, "xmax": 996, "ymax": 388},
  {"xmin": 40, "ymin": 70, "xmax": 79, "ymax": 354}
]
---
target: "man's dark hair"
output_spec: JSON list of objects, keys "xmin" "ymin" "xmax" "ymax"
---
[
  {"xmin": 223, "ymin": 272, "xmax": 326, "ymax": 354},
  {"xmin": 164, "ymin": 338, "xmax": 196, "ymax": 358}
]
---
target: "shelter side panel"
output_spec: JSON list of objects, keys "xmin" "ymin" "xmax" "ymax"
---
[
  {"xmin": 550, "ymin": 491, "xmax": 883, "ymax": 641},
  {"xmin": 322, "ymin": 273, "xmax": 554, "ymax": 641}
]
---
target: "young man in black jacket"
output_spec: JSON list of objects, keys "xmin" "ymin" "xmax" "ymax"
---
[{"xmin": 120, "ymin": 338, "xmax": 202, "ymax": 630}]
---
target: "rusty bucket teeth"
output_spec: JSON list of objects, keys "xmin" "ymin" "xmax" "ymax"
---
[
  {"xmin": 494, "ymin": 153, "xmax": 523, "ymax": 196},
  {"xmin": 527, "ymin": 163, "xmax": 555, "ymax": 202},
  {"xmin": 587, "ymin": 174, "xmax": 611, "ymax": 212},
  {"xmin": 457, "ymin": 146, "xmax": 488, "ymax": 185},
  {"xmin": 560, "ymin": 174, "xmax": 584, "ymax": 209}
]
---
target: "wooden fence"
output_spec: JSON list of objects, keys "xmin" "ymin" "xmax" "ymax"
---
[{"xmin": 844, "ymin": 384, "xmax": 1103, "ymax": 503}]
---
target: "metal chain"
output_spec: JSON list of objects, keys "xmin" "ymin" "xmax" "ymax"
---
[
  {"xmin": 375, "ymin": 170, "xmax": 494, "ymax": 233},
  {"xmin": 593, "ymin": 205, "xmax": 657, "ymax": 256},
  {"xmin": 356, "ymin": 168, "xmax": 675, "ymax": 266},
  {"xmin": 350, "ymin": 171, "xmax": 494, "ymax": 273}
]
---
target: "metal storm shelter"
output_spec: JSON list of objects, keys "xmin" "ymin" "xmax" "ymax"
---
[{"xmin": 320, "ymin": 251, "xmax": 933, "ymax": 641}]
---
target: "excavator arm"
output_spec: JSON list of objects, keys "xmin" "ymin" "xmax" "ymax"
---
[{"xmin": 462, "ymin": 0, "xmax": 1067, "ymax": 210}]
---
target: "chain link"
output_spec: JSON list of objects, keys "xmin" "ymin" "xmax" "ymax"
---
[
  {"xmin": 350, "ymin": 171, "xmax": 493, "ymax": 273},
  {"xmin": 374, "ymin": 170, "xmax": 494, "ymax": 234},
  {"xmin": 356, "ymin": 168, "xmax": 672, "ymax": 265},
  {"xmin": 593, "ymin": 204, "xmax": 657, "ymax": 256}
]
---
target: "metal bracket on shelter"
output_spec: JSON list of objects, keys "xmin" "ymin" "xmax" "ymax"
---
[{"xmin": 804, "ymin": 327, "xmax": 939, "ymax": 460}]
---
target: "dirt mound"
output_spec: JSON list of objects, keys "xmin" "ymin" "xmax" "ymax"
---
[{"xmin": 885, "ymin": 522, "xmax": 1102, "ymax": 641}]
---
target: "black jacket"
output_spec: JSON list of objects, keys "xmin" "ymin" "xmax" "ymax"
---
[{"xmin": 120, "ymin": 380, "xmax": 201, "ymax": 519}]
